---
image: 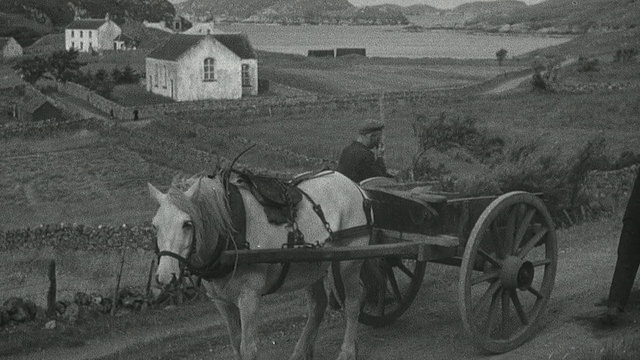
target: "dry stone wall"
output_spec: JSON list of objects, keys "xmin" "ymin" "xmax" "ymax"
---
[{"xmin": 0, "ymin": 223, "xmax": 155, "ymax": 252}]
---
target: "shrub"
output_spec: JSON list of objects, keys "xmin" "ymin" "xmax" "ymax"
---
[
  {"xmin": 577, "ymin": 56, "xmax": 600, "ymax": 72},
  {"xmin": 530, "ymin": 57, "xmax": 561, "ymax": 91},
  {"xmin": 412, "ymin": 112, "xmax": 505, "ymax": 162},
  {"xmin": 496, "ymin": 48, "xmax": 508, "ymax": 66},
  {"xmin": 614, "ymin": 48, "xmax": 638, "ymax": 63},
  {"xmin": 494, "ymin": 135, "xmax": 611, "ymax": 224}
]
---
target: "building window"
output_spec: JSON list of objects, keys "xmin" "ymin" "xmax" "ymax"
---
[
  {"xmin": 242, "ymin": 64, "xmax": 251, "ymax": 87},
  {"xmin": 155, "ymin": 64, "xmax": 159, "ymax": 87},
  {"xmin": 80, "ymin": 30, "xmax": 83, "ymax": 38},
  {"xmin": 71, "ymin": 30, "xmax": 75, "ymax": 37},
  {"xmin": 203, "ymin": 58, "xmax": 215, "ymax": 81},
  {"xmin": 71, "ymin": 42, "xmax": 75, "ymax": 49},
  {"xmin": 80, "ymin": 42, "xmax": 83, "ymax": 50},
  {"xmin": 163, "ymin": 65, "xmax": 167, "ymax": 88},
  {"xmin": 89, "ymin": 31, "xmax": 92, "ymax": 38}
]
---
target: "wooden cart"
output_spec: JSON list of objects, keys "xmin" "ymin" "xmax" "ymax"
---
[{"xmin": 218, "ymin": 178, "xmax": 558, "ymax": 353}]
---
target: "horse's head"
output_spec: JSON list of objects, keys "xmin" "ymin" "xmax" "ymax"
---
[{"xmin": 148, "ymin": 176, "xmax": 235, "ymax": 289}]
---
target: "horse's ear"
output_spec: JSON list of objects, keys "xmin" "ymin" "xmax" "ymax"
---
[
  {"xmin": 185, "ymin": 177, "xmax": 202, "ymax": 199},
  {"xmin": 148, "ymin": 183, "xmax": 164, "ymax": 203}
]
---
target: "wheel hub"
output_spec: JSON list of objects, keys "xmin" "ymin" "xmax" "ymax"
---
[{"xmin": 500, "ymin": 256, "xmax": 534, "ymax": 290}]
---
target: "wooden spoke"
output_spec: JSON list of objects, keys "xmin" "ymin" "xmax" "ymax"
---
[
  {"xmin": 482, "ymin": 288, "xmax": 502, "ymax": 335},
  {"xmin": 386, "ymin": 267, "xmax": 403, "ymax": 303},
  {"xmin": 396, "ymin": 262, "xmax": 417, "ymax": 281},
  {"xmin": 501, "ymin": 289, "xmax": 511, "ymax": 338},
  {"xmin": 514, "ymin": 208, "xmax": 536, "ymax": 251},
  {"xmin": 490, "ymin": 222, "xmax": 503, "ymax": 258},
  {"xmin": 510, "ymin": 291, "xmax": 529, "ymax": 325},
  {"xmin": 478, "ymin": 249, "xmax": 502, "ymax": 268},
  {"xmin": 472, "ymin": 271, "xmax": 500, "ymax": 285},
  {"xmin": 531, "ymin": 258, "xmax": 552, "ymax": 267},
  {"xmin": 358, "ymin": 258, "xmax": 426, "ymax": 328},
  {"xmin": 517, "ymin": 228, "xmax": 549, "ymax": 258},
  {"xmin": 505, "ymin": 206, "xmax": 517, "ymax": 254},
  {"xmin": 527, "ymin": 286, "xmax": 544, "ymax": 300},
  {"xmin": 473, "ymin": 280, "xmax": 502, "ymax": 314},
  {"xmin": 376, "ymin": 280, "xmax": 386, "ymax": 316}
]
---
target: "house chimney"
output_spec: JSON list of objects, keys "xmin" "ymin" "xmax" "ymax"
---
[{"xmin": 105, "ymin": 12, "xmax": 110, "ymax": 21}]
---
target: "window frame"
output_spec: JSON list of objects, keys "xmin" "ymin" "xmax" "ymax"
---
[
  {"xmin": 241, "ymin": 64, "xmax": 251, "ymax": 87},
  {"xmin": 203, "ymin": 58, "xmax": 215, "ymax": 82}
]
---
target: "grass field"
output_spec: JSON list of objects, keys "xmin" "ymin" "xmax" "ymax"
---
[{"xmin": 2, "ymin": 28, "xmax": 640, "ymax": 231}]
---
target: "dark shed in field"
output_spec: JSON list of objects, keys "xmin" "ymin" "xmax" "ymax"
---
[
  {"xmin": 308, "ymin": 49, "xmax": 335, "ymax": 58},
  {"xmin": 14, "ymin": 97, "xmax": 64, "ymax": 122},
  {"xmin": 336, "ymin": 48, "xmax": 366, "ymax": 57}
]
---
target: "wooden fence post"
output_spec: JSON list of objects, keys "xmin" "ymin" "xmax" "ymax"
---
[
  {"xmin": 110, "ymin": 247, "xmax": 126, "ymax": 316},
  {"xmin": 47, "ymin": 260, "xmax": 56, "ymax": 317},
  {"xmin": 146, "ymin": 258, "xmax": 155, "ymax": 298}
]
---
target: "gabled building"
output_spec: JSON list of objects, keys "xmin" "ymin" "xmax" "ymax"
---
[
  {"xmin": 145, "ymin": 34, "xmax": 258, "ymax": 102},
  {"xmin": 65, "ymin": 13, "xmax": 122, "ymax": 52},
  {"xmin": 0, "ymin": 37, "xmax": 23, "ymax": 61},
  {"xmin": 113, "ymin": 34, "xmax": 138, "ymax": 51},
  {"xmin": 13, "ymin": 97, "xmax": 64, "ymax": 122}
]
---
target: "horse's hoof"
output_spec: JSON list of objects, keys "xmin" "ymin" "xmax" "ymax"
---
[{"xmin": 598, "ymin": 306, "xmax": 623, "ymax": 326}]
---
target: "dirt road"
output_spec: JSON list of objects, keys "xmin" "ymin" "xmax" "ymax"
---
[{"xmin": 10, "ymin": 216, "xmax": 638, "ymax": 360}]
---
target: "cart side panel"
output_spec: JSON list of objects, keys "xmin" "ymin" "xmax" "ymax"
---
[{"xmin": 437, "ymin": 197, "xmax": 496, "ymax": 253}]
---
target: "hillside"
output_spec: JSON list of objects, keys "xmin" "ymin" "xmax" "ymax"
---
[
  {"xmin": 173, "ymin": 0, "xmax": 407, "ymax": 25},
  {"xmin": 466, "ymin": 0, "xmax": 640, "ymax": 34},
  {"xmin": 0, "ymin": 0, "xmax": 175, "ymax": 28}
]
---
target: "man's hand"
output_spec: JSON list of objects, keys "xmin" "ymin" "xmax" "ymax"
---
[{"xmin": 374, "ymin": 143, "xmax": 385, "ymax": 160}]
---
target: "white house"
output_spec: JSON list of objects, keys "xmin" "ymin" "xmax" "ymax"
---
[
  {"xmin": 65, "ymin": 14, "xmax": 122, "ymax": 52},
  {"xmin": 145, "ymin": 34, "xmax": 258, "ymax": 102},
  {"xmin": 0, "ymin": 37, "xmax": 23, "ymax": 61},
  {"xmin": 183, "ymin": 22, "xmax": 221, "ymax": 35}
]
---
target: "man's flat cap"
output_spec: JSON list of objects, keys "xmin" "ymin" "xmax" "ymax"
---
[{"xmin": 358, "ymin": 119, "xmax": 385, "ymax": 134}]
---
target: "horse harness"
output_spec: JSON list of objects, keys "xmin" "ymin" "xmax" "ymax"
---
[{"xmin": 154, "ymin": 170, "xmax": 372, "ymax": 295}]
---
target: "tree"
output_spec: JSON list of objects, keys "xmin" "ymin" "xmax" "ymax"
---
[
  {"xmin": 120, "ymin": 65, "xmax": 140, "ymax": 83},
  {"xmin": 12, "ymin": 56, "xmax": 48, "ymax": 84},
  {"xmin": 47, "ymin": 49, "xmax": 85, "ymax": 82},
  {"xmin": 496, "ymin": 48, "xmax": 508, "ymax": 66}
]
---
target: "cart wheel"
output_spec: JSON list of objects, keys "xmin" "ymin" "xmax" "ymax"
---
[
  {"xmin": 357, "ymin": 256, "xmax": 427, "ymax": 327},
  {"xmin": 459, "ymin": 191, "xmax": 557, "ymax": 353}
]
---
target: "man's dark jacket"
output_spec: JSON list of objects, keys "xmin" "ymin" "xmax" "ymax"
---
[{"xmin": 337, "ymin": 141, "xmax": 388, "ymax": 183}]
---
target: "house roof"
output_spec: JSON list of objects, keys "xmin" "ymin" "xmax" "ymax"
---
[
  {"xmin": 0, "ymin": 37, "xmax": 15, "ymax": 48},
  {"xmin": 66, "ymin": 19, "xmax": 107, "ymax": 30},
  {"xmin": 114, "ymin": 34, "xmax": 136, "ymax": 43},
  {"xmin": 146, "ymin": 34, "xmax": 257, "ymax": 61},
  {"xmin": 20, "ymin": 96, "xmax": 49, "ymax": 113}
]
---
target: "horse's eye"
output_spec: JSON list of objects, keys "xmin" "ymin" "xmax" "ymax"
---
[{"xmin": 183, "ymin": 220, "xmax": 193, "ymax": 228}]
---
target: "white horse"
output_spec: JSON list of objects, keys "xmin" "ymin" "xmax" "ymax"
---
[{"xmin": 148, "ymin": 170, "xmax": 371, "ymax": 360}]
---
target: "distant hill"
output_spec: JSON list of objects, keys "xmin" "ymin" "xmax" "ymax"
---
[
  {"xmin": 401, "ymin": 4, "xmax": 440, "ymax": 16},
  {"xmin": 172, "ymin": 0, "xmax": 407, "ymax": 25},
  {"xmin": 465, "ymin": 0, "xmax": 640, "ymax": 33},
  {"xmin": 0, "ymin": 0, "xmax": 175, "ymax": 28},
  {"xmin": 455, "ymin": 0, "xmax": 527, "ymax": 14},
  {"xmin": 404, "ymin": 0, "xmax": 527, "ymax": 30}
]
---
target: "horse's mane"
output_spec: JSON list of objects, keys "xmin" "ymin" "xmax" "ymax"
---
[{"xmin": 167, "ymin": 175, "xmax": 235, "ymax": 266}]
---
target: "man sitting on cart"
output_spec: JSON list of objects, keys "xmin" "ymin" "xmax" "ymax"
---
[{"xmin": 337, "ymin": 119, "xmax": 392, "ymax": 184}]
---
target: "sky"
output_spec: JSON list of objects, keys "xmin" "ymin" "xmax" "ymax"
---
[{"xmin": 348, "ymin": 0, "xmax": 547, "ymax": 9}]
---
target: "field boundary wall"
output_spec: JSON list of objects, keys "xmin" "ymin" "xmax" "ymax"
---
[{"xmin": 54, "ymin": 69, "xmax": 532, "ymax": 121}]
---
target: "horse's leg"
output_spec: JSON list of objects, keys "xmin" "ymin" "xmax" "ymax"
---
[
  {"xmin": 289, "ymin": 279, "xmax": 328, "ymax": 360},
  {"xmin": 337, "ymin": 260, "xmax": 365, "ymax": 360},
  {"xmin": 214, "ymin": 299, "xmax": 242, "ymax": 360},
  {"xmin": 238, "ymin": 289, "xmax": 262, "ymax": 360}
]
